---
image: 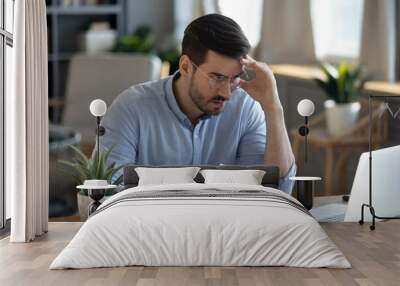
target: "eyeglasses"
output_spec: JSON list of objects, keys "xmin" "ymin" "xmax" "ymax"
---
[{"xmin": 190, "ymin": 60, "xmax": 248, "ymax": 92}]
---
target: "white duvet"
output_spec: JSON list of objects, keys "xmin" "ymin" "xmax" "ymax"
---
[{"xmin": 50, "ymin": 183, "xmax": 351, "ymax": 269}]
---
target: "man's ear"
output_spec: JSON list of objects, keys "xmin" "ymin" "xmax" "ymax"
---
[{"xmin": 179, "ymin": 55, "xmax": 192, "ymax": 77}]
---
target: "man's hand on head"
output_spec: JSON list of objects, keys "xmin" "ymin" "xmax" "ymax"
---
[{"xmin": 239, "ymin": 55, "xmax": 282, "ymax": 113}]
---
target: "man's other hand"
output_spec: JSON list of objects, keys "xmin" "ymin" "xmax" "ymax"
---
[{"xmin": 240, "ymin": 55, "xmax": 282, "ymax": 112}]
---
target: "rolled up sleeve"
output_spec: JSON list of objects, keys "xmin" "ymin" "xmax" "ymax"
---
[
  {"xmin": 236, "ymin": 100, "xmax": 266, "ymax": 165},
  {"xmin": 278, "ymin": 162, "xmax": 297, "ymax": 195}
]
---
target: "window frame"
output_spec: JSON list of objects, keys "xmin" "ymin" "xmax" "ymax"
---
[
  {"xmin": 1, "ymin": 0, "xmax": 13, "ymax": 231},
  {"xmin": 214, "ymin": 0, "xmax": 264, "ymax": 49}
]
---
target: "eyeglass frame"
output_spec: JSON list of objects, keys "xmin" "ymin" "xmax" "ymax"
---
[{"xmin": 189, "ymin": 60, "xmax": 248, "ymax": 91}]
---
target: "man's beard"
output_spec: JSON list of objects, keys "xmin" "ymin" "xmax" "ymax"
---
[{"xmin": 188, "ymin": 78, "xmax": 228, "ymax": 116}]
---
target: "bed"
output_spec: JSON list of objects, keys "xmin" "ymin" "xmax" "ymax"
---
[{"xmin": 50, "ymin": 165, "xmax": 350, "ymax": 269}]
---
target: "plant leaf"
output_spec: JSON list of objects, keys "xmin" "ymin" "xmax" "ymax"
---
[
  {"xmin": 57, "ymin": 163, "xmax": 82, "ymax": 185},
  {"xmin": 319, "ymin": 63, "xmax": 339, "ymax": 101},
  {"xmin": 58, "ymin": 160, "xmax": 88, "ymax": 180},
  {"xmin": 315, "ymin": 62, "xmax": 366, "ymax": 104},
  {"xmin": 337, "ymin": 63, "xmax": 349, "ymax": 103},
  {"xmin": 69, "ymin": 145, "xmax": 90, "ymax": 166},
  {"xmin": 106, "ymin": 164, "xmax": 125, "ymax": 183},
  {"xmin": 58, "ymin": 145, "xmax": 123, "ymax": 190}
]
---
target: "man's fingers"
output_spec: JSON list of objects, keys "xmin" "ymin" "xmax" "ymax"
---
[
  {"xmin": 244, "ymin": 54, "xmax": 256, "ymax": 62},
  {"xmin": 240, "ymin": 58, "xmax": 257, "ymax": 67},
  {"xmin": 240, "ymin": 57, "xmax": 263, "ymax": 76}
]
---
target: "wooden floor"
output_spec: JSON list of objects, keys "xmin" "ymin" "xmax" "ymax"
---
[{"xmin": 1, "ymin": 221, "xmax": 400, "ymax": 286}]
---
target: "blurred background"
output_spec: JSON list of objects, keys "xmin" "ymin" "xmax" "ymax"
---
[{"xmin": 41, "ymin": 0, "xmax": 399, "ymax": 219}]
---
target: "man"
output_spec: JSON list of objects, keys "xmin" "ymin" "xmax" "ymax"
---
[{"xmin": 99, "ymin": 14, "xmax": 296, "ymax": 193}]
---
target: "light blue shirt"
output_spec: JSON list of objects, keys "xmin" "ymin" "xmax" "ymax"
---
[{"xmin": 99, "ymin": 73, "xmax": 295, "ymax": 193}]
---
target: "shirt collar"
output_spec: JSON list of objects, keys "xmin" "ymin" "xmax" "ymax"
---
[
  {"xmin": 164, "ymin": 71, "xmax": 211, "ymax": 125},
  {"xmin": 164, "ymin": 71, "xmax": 187, "ymax": 123}
]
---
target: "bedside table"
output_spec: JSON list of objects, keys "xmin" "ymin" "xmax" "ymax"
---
[{"xmin": 289, "ymin": 177, "xmax": 322, "ymax": 210}]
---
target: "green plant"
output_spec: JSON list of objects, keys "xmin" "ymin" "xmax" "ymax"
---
[
  {"xmin": 114, "ymin": 25, "xmax": 181, "ymax": 75},
  {"xmin": 314, "ymin": 62, "xmax": 367, "ymax": 104},
  {"xmin": 159, "ymin": 48, "xmax": 180, "ymax": 74},
  {"xmin": 114, "ymin": 25, "xmax": 156, "ymax": 54},
  {"xmin": 59, "ymin": 145, "xmax": 123, "ymax": 196}
]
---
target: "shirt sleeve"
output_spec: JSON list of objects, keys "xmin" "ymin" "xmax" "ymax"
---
[
  {"xmin": 95, "ymin": 91, "xmax": 139, "ymax": 182},
  {"xmin": 236, "ymin": 99, "xmax": 266, "ymax": 165},
  {"xmin": 235, "ymin": 94, "xmax": 296, "ymax": 195},
  {"xmin": 278, "ymin": 162, "xmax": 296, "ymax": 195}
]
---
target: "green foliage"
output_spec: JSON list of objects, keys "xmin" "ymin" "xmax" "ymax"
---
[
  {"xmin": 314, "ymin": 62, "xmax": 367, "ymax": 104},
  {"xmin": 158, "ymin": 48, "xmax": 180, "ymax": 74},
  {"xmin": 114, "ymin": 25, "xmax": 156, "ymax": 54},
  {"xmin": 58, "ymin": 145, "xmax": 123, "ymax": 196},
  {"xmin": 114, "ymin": 25, "xmax": 181, "ymax": 75}
]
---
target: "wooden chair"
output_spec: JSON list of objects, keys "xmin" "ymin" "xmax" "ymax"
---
[{"xmin": 291, "ymin": 98, "xmax": 389, "ymax": 196}]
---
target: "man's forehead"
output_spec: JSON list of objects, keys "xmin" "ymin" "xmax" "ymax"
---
[{"xmin": 201, "ymin": 51, "xmax": 244, "ymax": 75}]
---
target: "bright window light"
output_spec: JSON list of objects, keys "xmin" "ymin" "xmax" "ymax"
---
[
  {"xmin": 217, "ymin": 0, "xmax": 264, "ymax": 48},
  {"xmin": 311, "ymin": 0, "xmax": 364, "ymax": 63}
]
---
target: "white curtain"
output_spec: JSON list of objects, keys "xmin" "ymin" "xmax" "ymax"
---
[
  {"xmin": 257, "ymin": 0, "xmax": 315, "ymax": 64},
  {"xmin": 7, "ymin": 0, "xmax": 49, "ymax": 242},
  {"xmin": 359, "ymin": 0, "xmax": 397, "ymax": 82}
]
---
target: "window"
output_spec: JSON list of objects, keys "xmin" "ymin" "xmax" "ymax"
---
[
  {"xmin": 1, "ymin": 0, "xmax": 14, "ymax": 230},
  {"xmin": 173, "ymin": 0, "xmax": 264, "ymax": 49},
  {"xmin": 311, "ymin": 0, "xmax": 364, "ymax": 64},
  {"xmin": 174, "ymin": 0, "xmax": 197, "ymax": 42},
  {"xmin": 217, "ymin": 0, "xmax": 263, "ymax": 48}
]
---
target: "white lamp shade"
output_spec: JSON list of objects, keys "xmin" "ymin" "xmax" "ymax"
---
[
  {"xmin": 297, "ymin": 99, "xmax": 315, "ymax": 117},
  {"xmin": 90, "ymin": 99, "xmax": 107, "ymax": 117}
]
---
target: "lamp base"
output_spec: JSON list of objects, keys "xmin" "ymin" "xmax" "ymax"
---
[
  {"xmin": 289, "ymin": 177, "xmax": 321, "ymax": 210},
  {"xmin": 296, "ymin": 180, "xmax": 315, "ymax": 210},
  {"xmin": 87, "ymin": 189, "xmax": 105, "ymax": 216}
]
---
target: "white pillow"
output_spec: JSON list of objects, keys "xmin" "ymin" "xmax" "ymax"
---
[
  {"xmin": 135, "ymin": 167, "xmax": 201, "ymax": 186},
  {"xmin": 200, "ymin": 169, "xmax": 266, "ymax": 185}
]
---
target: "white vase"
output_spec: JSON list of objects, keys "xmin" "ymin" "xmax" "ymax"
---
[
  {"xmin": 77, "ymin": 192, "xmax": 111, "ymax": 221},
  {"xmin": 324, "ymin": 100, "xmax": 361, "ymax": 136}
]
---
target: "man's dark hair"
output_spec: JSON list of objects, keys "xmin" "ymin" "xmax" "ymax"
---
[{"xmin": 182, "ymin": 14, "xmax": 251, "ymax": 66}]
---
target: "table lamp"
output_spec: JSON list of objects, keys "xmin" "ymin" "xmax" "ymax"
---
[
  {"xmin": 90, "ymin": 99, "xmax": 107, "ymax": 166},
  {"xmin": 297, "ymin": 99, "xmax": 315, "ymax": 163},
  {"xmin": 290, "ymin": 99, "xmax": 321, "ymax": 210},
  {"xmin": 85, "ymin": 99, "xmax": 108, "ymax": 215}
]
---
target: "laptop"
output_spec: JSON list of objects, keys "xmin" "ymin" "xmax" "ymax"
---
[
  {"xmin": 311, "ymin": 145, "xmax": 400, "ymax": 222},
  {"xmin": 344, "ymin": 145, "xmax": 400, "ymax": 222}
]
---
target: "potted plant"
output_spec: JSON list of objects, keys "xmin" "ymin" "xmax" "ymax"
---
[
  {"xmin": 59, "ymin": 145, "xmax": 123, "ymax": 221},
  {"xmin": 113, "ymin": 25, "xmax": 156, "ymax": 54},
  {"xmin": 113, "ymin": 25, "xmax": 180, "ymax": 75},
  {"xmin": 314, "ymin": 62, "xmax": 367, "ymax": 136}
]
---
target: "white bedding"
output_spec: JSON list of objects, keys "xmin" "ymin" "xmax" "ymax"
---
[{"xmin": 50, "ymin": 183, "xmax": 351, "ymax": 269}]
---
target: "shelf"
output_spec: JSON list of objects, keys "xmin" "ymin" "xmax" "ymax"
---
[
  {"xmin": 46, "ymin": 1, "xmax": 125, "ymax": 123},
  {"xmin": 47, "ymin": 5, "xmax": 122, "ymax": 15}
]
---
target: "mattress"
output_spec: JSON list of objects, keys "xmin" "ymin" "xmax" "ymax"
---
[{"xmin": 50, "ymin": 183, "xmax": 351, "ymax": 269}]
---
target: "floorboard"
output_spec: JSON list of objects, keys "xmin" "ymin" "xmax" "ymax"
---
[{"xmin": 1, "ymin": 221, "xmax": 399, "ymax": 286}]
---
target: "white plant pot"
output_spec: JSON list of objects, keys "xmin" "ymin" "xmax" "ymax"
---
[
  {"xmin": 77, "ymin": 192, "xmax": 111, "ymax": 221},
  {"xmin": 324, "ymin": 100, "xmax": 361, "ymax": 136}
]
